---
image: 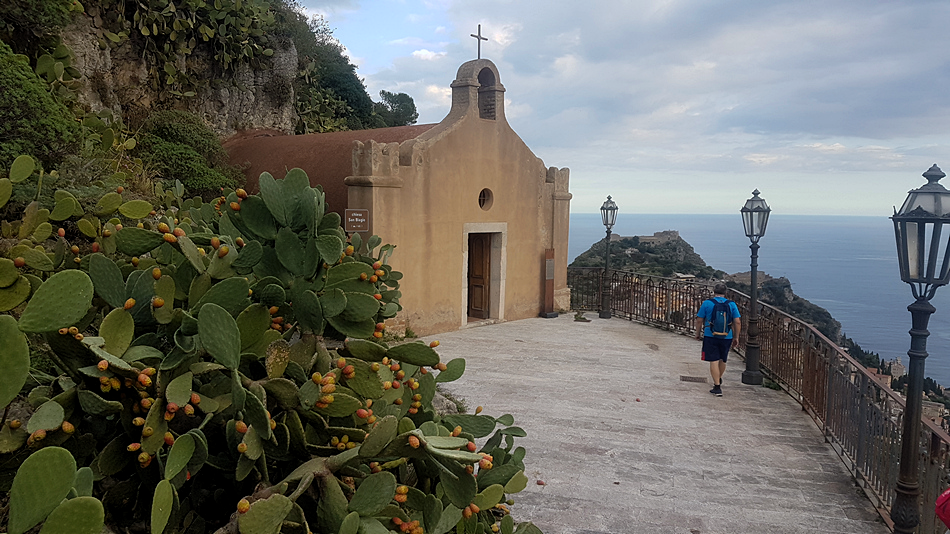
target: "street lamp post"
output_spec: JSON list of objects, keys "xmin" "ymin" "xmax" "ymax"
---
[
  {"xmin": 740, "ymin": 190, "xmax": 771, "ymax": 386},
  {"xmin": 599, "ymin": 196, "xmax": 618, "ymax": 319},
  {"xmin": 890, "ymin": 164, "xmax": 950, "ymax": 533}
]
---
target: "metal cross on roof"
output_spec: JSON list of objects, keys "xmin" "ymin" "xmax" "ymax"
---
[{"xmin": 470, "ymin": 24, "xmax": 488, "ymax": 59}]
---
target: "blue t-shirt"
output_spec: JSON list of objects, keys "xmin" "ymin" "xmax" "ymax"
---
[{"xmin": 696, "ymin": 296, "xmax": 741, "ymax": 339}]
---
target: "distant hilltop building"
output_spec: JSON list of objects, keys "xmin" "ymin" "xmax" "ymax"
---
[
  {"xmin": 610, "ymin": 230, "xmax": 680, "ymax": 244},
  {"xmin": 889, "ymin": 356, "xmax": 906, "ymax": 378}
]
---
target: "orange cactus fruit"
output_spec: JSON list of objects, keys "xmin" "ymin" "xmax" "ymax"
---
[
  {"xmin": 218, "ymin": 245, "xmax": 229, "ymax": 258},
  {"xmin": 371, "ymin": 362, "xmax": 380, "ymax": 372},
  {"xmin": 210, "ymin": 237, "xmax": 221, "ymax": 249},
  {"xmin": 437, "ymin": 362, "xmax": 448, "ymax": 371},
  {"xmin": 152, "ymin": 297, "xmax": 165, "ymax": 308},
  {"xmin": 336, "ymin": 357, "xmax": 347, "ymax": 369},
  {"xmin": 372, "ymin": 261, "xmax": 382, "ymax": 270},
  {"xmin": 369, "ymin": 275, "xmax": 378, "ymax": 283},
  {"xmin": 311, "ymin": 372, "xmax": 322, "ymax": 384},
  {"xmin": 367, "ymin": 415, "xmax": 377, "ymax": 424},
  {"xmin": 142, "ymin": 426, "xmax": 154, "ymax": 437},
  {"xmin": 374, "ymin": 293, "xmax": 383, "ymax": 300},
  {"xmin": 140, "ymin": 398, "xmax": 153, "ymax": 410},
  {"xmin": 392, "ymin": 381, "xmax": 401, "ymax": 390},
  {"xmin": 183, "ymin": 404, "xmax": 194, "ymax": 416},
  {"xmin": 166, "ymin": 402, "xmax": 179, "ymax": 414},
  {"xmin": 236, "ymin": 188, "xmax": 248, "ymax": 199},
  {"xmin": 393, "ymin": 398, "xmax": 403, "ymax": 405},
  {"xmin": 420, "ymin": 367, "xmax": 428, "ymax": 375},
  {"xmin": 109, "ymin": 377, "xmax": 120, "ymax": 390},
  {"xmin": 130, "ymin": 256, "xmax": 138, "ymax": 266},
  {"xmin": 124, "ymin": 298, "xmax": 136, "ymax": 310},
  {"xmin": 321, "ymin": 374, "xmax": 335, "ymax": 385},
  {"xmin": 235, "ymin": 237, "xmax": 245, "ymax": 247},
  {"xmin": 475, "ymin": 406, "xmax": 483, "ymax": 415},
  {"xmin": 102, "ymin": 229, "xmax": 112, "ymax": 237},
  {"xmin": 127, "ymin": 442, "xmax": 141, "ymax": 452},
  {"xmin": 8, "ymin": 419, "xmax": 21, "ymax": 430},
  {"xmin": 70, "ymin": 245, "xmax": 80, "ymax": 254},
  {"xmin": 319, "ymin": 394, "xmax": 334, "ymax": 404},
  {"xmin": 408, "ymin": 435, "xmax": 421, "ymax": 449},
  {"xmin": 345, "ymin": 245, "xmax": 354, "ymax": 255},
  {"xmin": 157, "ymin": 222, "xmax": 170, "ymax": 233},
  {"xmin": 429, "ymin": 340, "xmax": 440, "ymax": 348},
  {"xmin": 235, "ymin": 421, "xmax": 248, "ymax": 434},
  {"xmin": 163, "ymin": 411, "xmax": 175, "ymax": 422},
  {"xmin": 373, "ymin": 331, "xmax": 383, "ymax": 339},
  {"xmin": 376, "ymin": 322, "xmax": 386, "ymax": 331},
  {"xmin": 467, "ymin": 441, "xmax": 477, "ymax": 452},
  {"xmin": 73, "ymin": 333, "xmax": 84, "ymax": 341},
  {"xmin": 97, "ymin": 359, "xmax": 109, "ymax": 371},
  {"xmin": 412, "ymin": 394, "xmax": 422, "ymax": 402},
  {"xmin": 390, "ymin": 363, "xmax": 400, "ymax": 372},
  {"xmin": 270, "ymin": 419, "xmax": 277, "ymax": 430},
  {"xmin": 116, "ymin": 186, "xmax": 124, "ymax": 193},
  {"xmin": 407, "ymin": 407, "xmax": 418, "ymax": 415},
  {"xmin": 191, "ymin": 392, "xmax": 201, "ymax": 405},
  {"xmin": 462, "ymin": 506, "xmax": 473, "ymax": 519},
  {"xmin": 356, "ymin": 408, "xmax": 369, "ymax": 419},
  {"xmin": 396, "ymin": 485, "xmax": 409, "ymax": 495},
  {"xmin": 138, "ymin": 452, "xmax": 151, "ymax": 466},
  {"xmin": 136, "ymin": 223, "xmax": 144, "ymax": 228},
  {"xmin": 31, "ymin": 429, "xmax": 46, "ymax": 442},
  {"xmin": 229, "ymin": 202, "xmax": 241, "ymax": 211},
  {"xmin": 163, "ymin": 233, "xmax": 177, "ymax": 243},
  {"xmin": 269, "ymin": 306, "xmax": 279, "ymax": 315},
  {"xmin": 382, "ymin": 381, "xmax": 392, "ymax": 390},
  {"xmin": 394, "ymin": 494, "xmax": 407, "ymax": 503},
  {"xmin": 272, "ymin": 316, "xmax": 284, "ymax": 324},
  {"xmin": 173, "ymin": 227, "xmax": 185, "ymax": 237},
  {"xmin": 394, "ymin": 371, "xmax": 405, "ymax": 380},
  {"xmin": 321, "ymin": 384, "xmax": 336, "ymax": 394},
  {"xmin": 57, "ymin": 228, "xmax": 65, "ymax": 237},
  {"xmin": 164, "ymin": 432, "xmax": 175, "ymax": 446},
  {"xmin": 142, "ymin": 367, "xmax": 157, "ymax": 376},
  {"xmin": 359, "ymin": 273, "xmax": 368, "ymax": 280},
  {"xmin": 237, "ymin": 442, "xmax": 248, "ymax": 454},
  {"xmin": 152, "ymin": 267, "xmax": 162, "ymax": 279},
  {"xmin": 13, "ymin": 257, "xmax": 25, "ymax": 268},
  {"xmin": 479, "ymin": 458, "xmax": 493, "ymax": 470},
  {"xmin": 138, "ymin": 374, "xmax": 151, "ymax": 387},
  {"xmin": 237, "ymin": 498, "xmax": 250, "ymax": 514},
  {"xmin": 91, "ymin": 242, "xmax": 100, "ymax": 253},
  {"xmin": 375, "ymin": 269, "xmax": 385, "ymax": 277},
  {"xmin": 452, "ymin": 426, "xmax": 462, "ymax": 437},
  {"xmin": 342, "ymin": 365, "xmax": 354, "ymax": 375},
  {"xmin": 58, "ymin": 327, "xmax": 69, "ymax": 335},
  {"xmin": 61, "ymin": 421, "xmax": 75, "ymax": 434}
]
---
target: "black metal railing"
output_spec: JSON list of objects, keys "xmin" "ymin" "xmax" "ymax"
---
[{"xmin": 568, "ymin": 267, "xmax": 950, "ymax": 533}]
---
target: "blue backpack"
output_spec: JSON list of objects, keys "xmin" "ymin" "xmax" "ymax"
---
[{"xmin": 706, "ymin": 298, "xmax": 734, "ymax": 337}]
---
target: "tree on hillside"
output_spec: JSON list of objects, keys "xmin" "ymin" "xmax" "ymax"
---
[{"xmin": 374, "ymin": 90, "xmax": 419, "ymax": 127}]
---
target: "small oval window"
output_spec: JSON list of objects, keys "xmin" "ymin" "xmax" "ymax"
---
[{"xmin": 478, "ymin": 188, "xmax": 493, "ymax": 210}]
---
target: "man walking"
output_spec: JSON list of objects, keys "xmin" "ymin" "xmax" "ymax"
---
[{"xmin": 695, "ymin": 283, "xmax": 741, "ymax": 397}]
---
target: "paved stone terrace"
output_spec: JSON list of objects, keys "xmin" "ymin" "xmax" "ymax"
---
[{"xmin": 424, "ymin": 315, "xmax": 891, "ymax": 534}]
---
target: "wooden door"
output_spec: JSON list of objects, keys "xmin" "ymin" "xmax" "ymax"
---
[{"xmin": 468, "ymin": 233, "xmax": 491, "ymax": 319}]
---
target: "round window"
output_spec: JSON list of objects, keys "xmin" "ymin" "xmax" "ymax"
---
[{"xmin": 478, "ymin": 188, "xmax": 493, "ymax": 211}]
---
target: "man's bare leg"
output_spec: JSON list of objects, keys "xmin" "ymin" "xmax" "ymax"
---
[
  {"xmin": 718, "ymin": 361, "xmax": 726, "ymax": 384},
  {"xmin": 710, "ymin": 361, "xmax": 722, "ymax": 386}
]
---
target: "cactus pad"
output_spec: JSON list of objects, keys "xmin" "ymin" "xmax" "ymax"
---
[
  {"xmin": 150, "ymin": 479, "xmax": 174, "ymax": 534},
  {"xmin": 435, "ymin": 358, "xmax": 465, "ymax": 383},
  {"xmin": 8, "ymin": 446, "xmax": 77, "ymax": 534},
  {"xmin": 99, "ymin": 308, "xmax": 134, "ymax": 356},
  {"xmin": 88, "ymin": 253, "xmax": 127, "ymax": 309},
  {"xmin": 238, "ymin": 493, "xmax": 294, "ymax": 534},
  {"xmin": 118, "ymin": 200, "xmax": 153, "ymax": 219},
  {"xmin": 115, "ymin": 227, "xmax": 165, "ymax": 256},
  {"xmin": 36, "ymin": 496, "xmax": 104, "ymax": 534},
  {"xmin": 93, "ymin": 192, "xmax": 123, "ymax": 216},
  {"xmin": 198, "ymin": 303, "xmax": 241, "ymax": 369},
  {"xmin": 387, "ymin": 342, "xmax": 440, "ymax": 367},
  {"xmin": 0, "ymin": 275, "xmax": 30, "ymax": 312},
  {"xmin": 348, "ymin": 471, "xmax": 396, "ymax": 516},
  {"xmin": 165, "ymin": 433, "xmax": 195, "ymax": 481},
  {"xmin": 26, "ymin": 400, "xmax": 65, "ymax": 433},
  {"xmin": 18, "ymin": 270, "xmax": 93, "ymax": 333}
]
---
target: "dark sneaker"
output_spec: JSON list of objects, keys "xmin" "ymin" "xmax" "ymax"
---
[{"xmin": 710, "ymin": 386, "xmax": 723, "ymax": 397}]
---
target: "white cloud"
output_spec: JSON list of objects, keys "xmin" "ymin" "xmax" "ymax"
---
[{"xmin": 412, "ymin": 49, "xmax": 446, "ymax": 61}]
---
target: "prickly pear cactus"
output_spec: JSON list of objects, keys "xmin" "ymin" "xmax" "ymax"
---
[{"xmin": 0, "ymin": 166, "xmax": 540, "ymax": 534}]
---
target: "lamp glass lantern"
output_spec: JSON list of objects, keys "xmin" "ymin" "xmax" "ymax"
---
[
  {"xmin": 892, "ymin": 164, "xmax": 950, "ymax": 300},
  {"xmin": 601, "ymin": 196, "xmax": 618, "ymax": 230},
  {"xmin": 741, "ymin": 189, "xmax": 771, "ymax": 243}
]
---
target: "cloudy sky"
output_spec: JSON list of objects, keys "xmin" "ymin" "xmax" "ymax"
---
[{"xmin": 298, "ymin": 0, "xmax": 950, "ymax": 215}]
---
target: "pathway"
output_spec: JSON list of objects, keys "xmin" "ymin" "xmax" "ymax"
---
[{"xmin": 425, "ymin": 315, "xmax": 891, "ymax": 534}]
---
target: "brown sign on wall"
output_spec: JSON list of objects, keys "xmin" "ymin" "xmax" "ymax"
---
[{"xmin": 344, "ymin": 209, "xmax": 369, "ymax": 233}]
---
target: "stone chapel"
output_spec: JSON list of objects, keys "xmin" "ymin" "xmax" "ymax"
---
[{"xmin": 223, "ymin": 59, "xmax": 572, "ymax": 336}]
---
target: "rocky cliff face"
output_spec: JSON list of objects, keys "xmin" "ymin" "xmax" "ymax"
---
[{"xmin": 61, "ymin": 15, "xmax": 296, "ymax": 137}]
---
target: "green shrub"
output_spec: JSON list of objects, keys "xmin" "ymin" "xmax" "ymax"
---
[
  {"xmin": 0, "ymin": 0, "xmax": 76, "ymax": 54},
  {"xmin": 137, "ymin": 110, "xmax": 241, "ymax": 197},
  {"xmin": 0, "ymin": 41, "xmax": 81, "ymax": 171}
]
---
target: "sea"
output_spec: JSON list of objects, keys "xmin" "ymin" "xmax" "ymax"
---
[{"xmin": 569, "ymin": 213, "xmax": 950, "ymax": 388}]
